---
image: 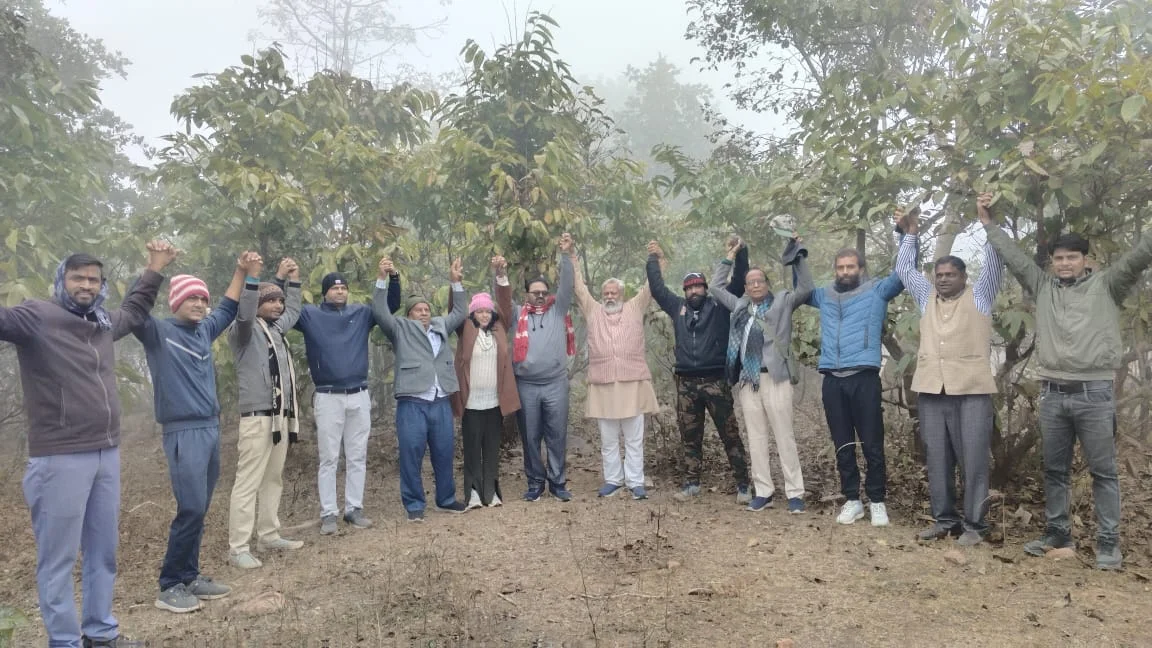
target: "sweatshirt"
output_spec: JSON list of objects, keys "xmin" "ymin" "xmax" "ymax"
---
[{"xmin": 512, "ymin": 253, "xmax": 575, "ymax": 384}]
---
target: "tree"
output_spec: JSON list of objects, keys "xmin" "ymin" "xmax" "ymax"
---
[{"xmin": 614, "ymin": 55, "xmax": 716, "ymax": 174}]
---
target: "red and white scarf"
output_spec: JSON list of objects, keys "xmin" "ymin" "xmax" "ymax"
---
[{"xmin": 513, "ymin": 296, "xmax": 575, "ymax": 363}]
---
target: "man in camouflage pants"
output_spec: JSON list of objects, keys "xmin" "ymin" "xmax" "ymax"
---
[{"xmin": 647, "ymin": 240, "xmax": 751, "ymax": 503}]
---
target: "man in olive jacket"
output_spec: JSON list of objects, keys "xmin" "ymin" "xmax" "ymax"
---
[
  {"xmin": 980, "ymin": 193, "xmax": 1152, "ymax": 570},
  {"xmin": 372, "ymin": 256, "xmax": 469, "ymax": 522}
]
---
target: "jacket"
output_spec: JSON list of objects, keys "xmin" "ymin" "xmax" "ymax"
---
[
  {"xmin": 372, "ymin": 280, "xmax": 468, "ymax": 398},
  {"xmin": 134, "ymin": 287, "xmax": 248, "ymax": 431},
  {"xmin": 286, "ymin": 275, "xmax": 400, "ymax": 389},
  {"xmin": 231, "ymin": 279, "xmax": 303, "ymax": 413},
  {"xmin": 0, "ymin": 270, "xmax": 163, "ymax": 457},
  {"xmin": 449, "ymin": 279, "xmax": 521, "ymax": 417},
  {"xmin": 646, "ymin": 246, "xmax": 747, "ymax": 378},
  {"xmin": 806, "ymin": 264, "xmax": 904, "ymax": 372},
  {"xmin": 512, "ymin": 253, "xmax": 575, "ymax": 384},
  {"xmin": 985, "ymin": 223, "xmax": 1152, "ymax": 381}
]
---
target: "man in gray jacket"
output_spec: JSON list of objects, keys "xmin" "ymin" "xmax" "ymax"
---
[
  {"xmin": 372, "ymin": 256, "xmax": 469, "ymax": 522},
  {"xmin": 513, "ymin": 233, "xmax": 577, "ymax": 501},
  {"xmin": 227, "ymin": 258, "xmax": 306, "ymax": 568}
]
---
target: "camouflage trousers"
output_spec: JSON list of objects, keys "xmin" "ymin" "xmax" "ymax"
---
[{"xmin": 676, "ymin": 374, "xmax": 749, "ymax": 485}]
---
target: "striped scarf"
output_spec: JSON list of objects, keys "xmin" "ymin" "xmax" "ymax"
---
[
  {"xmin": 255, "ymin": 317, "xmax": 300, "ymax": 445},
  {"xmin": 726, "ymin": 296, "xmax": 773, "ymax": 391},
  {"xmin": 513, "ymin": 296, "xmax": 575, "ymax": 363}
]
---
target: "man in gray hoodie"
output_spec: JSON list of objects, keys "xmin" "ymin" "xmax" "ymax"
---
[{"xmin": 512, "ymin": 233, "xmax": 577, "ymax": 502}]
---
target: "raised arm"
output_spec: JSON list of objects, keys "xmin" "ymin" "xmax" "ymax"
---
[
  {"xmin": 708, "ymin": 237, "xmax": 743, "ymax": 312},
  {"xmin": 205, "ymin": 252, "xmax": 261, "ymax": 342},
  {"xmin": 894, "ymin": 213, "xmax": 931, "ymax": 312},
  {"xmin": 728, "ymin": 237, "xmax": 749, "ymax": 298},
  {"xmin": 277, "ymin": 258, "xmax": 304, "ymax": 331},
  {"xmin": 443, "ymin": 258, "xmax": 469, "ymax": 333},
  {"xmin": 569, "ymin": 253, "xmax": 598, "ymax": 314},
  {"xmin": 1104, "ymin": 229, "xmax": 1152, "ymax": 304},
  {"xmin": 971, "ymin": 241, "xmax": 1003, "ymax": 315},
  {"xmin": 645, "ymin": 241, "xmax": 683, "ymax": 316},
  {"xmin": 0, "ymin": 303, "xmax": 40, "ymax": 345},
  {"xmin": 113, "ymin": 240, "xmax": 175, "ymax": 340},
  {"xmin": 978, "ymin": 193, "xmax": 1045, "ymax": 299},
  {"xmin": 554, "ymin": 232, "xmax": 576, "ymax": 313},
  {"xmin": 371, "ymin": 257, "xmax": 399, "ymax": 339},
  {"xmin": 789, "ymin": 243, "xmax": 816, "ymax": 311},
  {"xmin": 386, "ymin": 269, "xmax": 401, "ymax": 314},
  {"xmin": 492, "ymin": 255, "xmax": 514, "ymax": 325}
]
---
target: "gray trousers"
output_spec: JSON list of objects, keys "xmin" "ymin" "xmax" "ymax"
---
[
  {"xmin": 516, "ymin": 378, "xmax": 569, "ymax": 491},
  {"xmin": 919, "ymin": 393, "xmax": 993, "ymax": 533},
  {"xmin": 1038, "ymin": 381, "xmax": 1120, "ymax": 544}
]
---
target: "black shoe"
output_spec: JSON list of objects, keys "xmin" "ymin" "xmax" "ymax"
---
[
  {"xmin": 83, "ymin": 636, "xmax": 122, "ymax": 648},
  {"xmin": 436, "ymin": 501, "xmax": 467, "ymax": 514},
  {"xmin": 1023, "ymin": 530, "xmax": 1073, "ymax": 557},
  {"xmin": 916, "ymin": 522, "xmax": 962, "ymax": 542}
]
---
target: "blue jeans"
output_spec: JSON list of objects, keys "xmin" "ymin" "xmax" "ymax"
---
[
  {"xmin": 1038, "ymin": 381, "xmax": 1120, "ymax": 544},
  {"xmin": 516, "ymin": 378, "xmax": 570, "ymax": 490},
  {"xmin": 159, "ymin": 425, "xmax": 221, "ymax": 590},
  {"xmin": 24, "ymin": 448, "xmax": 120, "ymax": 648},
  {"xmin": 396, "ymin": 397, "xmax": 457, "ymax": 512}
]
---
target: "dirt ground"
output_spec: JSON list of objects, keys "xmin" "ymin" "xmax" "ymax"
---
[{"xmin": 2, "ymin": 382, "xmax": 1152, "ymax": 647}]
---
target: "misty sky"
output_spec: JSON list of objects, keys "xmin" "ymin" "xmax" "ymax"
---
[{"xmin": 49, "ymin": 0, "xmax": 786, "ymax": 151}]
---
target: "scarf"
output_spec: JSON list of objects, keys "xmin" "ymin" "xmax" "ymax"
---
[
  {"xmin": 256, "ymin": 317, "xmax": 300, "ymax": 445},
  {"xmin": 726, "ymin": 296, "xmax": 774, "ymax": 391},
  {"xmin": 513, "ymin": 295, "xmax": 575, "ymax": 364},
  {"xmin": 53, "ymin": 260, "xmax": 112, "ymax": 331}
]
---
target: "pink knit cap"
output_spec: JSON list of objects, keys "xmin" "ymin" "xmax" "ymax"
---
[
  {"xmin": 169, "ymin": 274, "xmax": 210, "ymax": 312},
  {"xmin": 469, "ymin": 292, "xmax": 495, "ymax": 314}
]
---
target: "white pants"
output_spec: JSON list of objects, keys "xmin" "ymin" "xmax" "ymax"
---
[
  {"xmin": 739, "ymin": 381, "xmax": 804, "ymax": 499},
  {"xmin": 314, "ymin": 390, "xmax": 371, "ymax": 517},
  {"xmin": 228, "ymin": 415, "xmax": 289, "ymax": 553},
  {"xmin": 598, "ymin": 415, "xmax": 645, "ymax": 489}
]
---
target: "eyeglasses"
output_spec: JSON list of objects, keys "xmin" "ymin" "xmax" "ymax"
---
[
  {"xmin": 529, "ymin": 290, "xmax": 550, "ymax": 297},
  {"xmin": 746, "ymin": 280, "xmax": 767, "ymax": 287}
]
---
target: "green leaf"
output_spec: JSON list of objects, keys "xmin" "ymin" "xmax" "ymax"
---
[{"xmin": 1121, "ymin": 95, "xmax": 1146, "ymax": 123}]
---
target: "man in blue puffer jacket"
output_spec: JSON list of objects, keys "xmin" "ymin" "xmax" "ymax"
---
[{"xmin": 805, "ymin": 245, "xmax": 904, "ymax": 527}]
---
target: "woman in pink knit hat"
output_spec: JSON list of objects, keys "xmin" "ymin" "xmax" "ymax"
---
[{"xmin": 451, "ymin": 256, "xmax": 521, "ymax": 509}]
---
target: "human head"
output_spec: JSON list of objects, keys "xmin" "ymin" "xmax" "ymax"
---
[
  {"xmin": 933, "ymin": 256, "xmax": 968, "ymax": 299},
  {"xmin": 321, "ymin": 272, "xmax": 348, "ymax": 306},
  {"xmin": 470, "ymin": 292, "xmax": 495, "ymax": 327},
  {"xmin": 834, "ymin": 248, "xmax": 865, "ymax": 291},
  {"xmin": 405, "ymin": 294, "xmax": 431, "ymax": 328},
  {"xmin": 601, "ymin": 278, "xmax": 624, "ymax": 314},
  {"xmin": 525, "ymin": 276, "xmax": 550, "ymax": 307},
  {"xmin": 257, "ymin": 282, "xmax": 285, "ymax": 321},
  {"xmin": 682, "ymin": 272, "xmax": 708, "ymax": 309},
  {"xmin": 746, "ymin": 267, "xmax": 771, "ymax": 303},
  {"xmin": 169, "ymin": 274, "xmax": 211, "ymax": 323},
  {"xmin": 1049, "ymin": 233, "xmax": 1090, "ymax": 280},
  {"xmin": 60, "ymin": 253, "xmax": 105, "ymax": 308}
]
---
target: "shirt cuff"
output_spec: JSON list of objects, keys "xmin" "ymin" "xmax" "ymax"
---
[
  {"xmin": 375, "ymin": 279, "xmax": 389, "ymax": 289},
  {"xmin": 245, "ymin": 276, "xmax": 260, "ymax": 286},
  {"xmin": 450, "ymin": 282, "xmax": 464, "ymax": 292},
  {"xmin": 495, "ymin": 276, "xmax": 510, "ymax": 287}
]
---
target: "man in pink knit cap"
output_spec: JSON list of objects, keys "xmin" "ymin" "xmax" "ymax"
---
[{"xmin": 569, "ymin": 239, "xmax": 658, "ymax": 500}]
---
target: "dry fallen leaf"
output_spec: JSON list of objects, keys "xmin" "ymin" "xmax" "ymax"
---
[
  {"xmin": 944, "ymin": 550, "xmax": 968, "ymax": 566},
  {"xmin": 1046, "ymin": 547, "xmax": 1077, "ymax": 560}
]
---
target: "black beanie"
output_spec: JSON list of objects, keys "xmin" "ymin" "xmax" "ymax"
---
[{"xmin": 321, "ymin": 272, "xmax": 347, "ymax": 297}]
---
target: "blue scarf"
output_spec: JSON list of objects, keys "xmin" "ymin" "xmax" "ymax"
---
[
  {"xmin": 726, "ymin": 295, "xmax": 773, "ymax": 391},
  {"xmin": 53, "ymin": 259, "xmax": 112, "ymax": 331}
]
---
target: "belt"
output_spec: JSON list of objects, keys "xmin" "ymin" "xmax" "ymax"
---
[
  {"xmin": 241, "ymin": 410, "xmax": 275, "ymax": 418},
  {"xmin": 760, "ymin": 368, "xmax": 770, "ymax": 373},
  {"xmin": 1042, "ymin": 380, "xmax": 1112, "ymax": 394},
  {"xmin": 315, "ymin": 386, "xmax": 367, "ymax": 395}
]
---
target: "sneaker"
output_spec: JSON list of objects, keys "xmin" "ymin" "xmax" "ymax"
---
[
  {"xmin": 956, "ymin": 530, "xmax": 984, "ymax": 547},
  {"xmin": 787, "ymin": 497, "xmax": 806, "ymax": 514},
  {"xmin": 1096, "ymin": 541, "xmax": 1123, "ymax": 571},
  {"xmin": 746, "ymin": 495, "xmax": 773, "ymax": 512},
  {"xmin": 550, "ymin": 486, "xmax": 573, "ymax": 502},
  {"xmin": 1023, "ymin": 530, "xmax": 1073, "ymax": 557},
  {"xmin": 466, "ymin": 489, "xmax": 484, "ymax": 510},
  {"xmin": 597, "ymin": 483, "xmax": 624, "ymax": 498},
  {"xmin": 155, "ymin": 583, "xmax": 202, "ymax": 613},
  {"xmin": 82, "ymin": 636, "xmax": 121, "ymax": 648},
  {"xmin": 188, "ymin": 576, "xmax": 231, "ymax": 600},
  {"xmin": 258, "ymin": 537, "xmax": 304, "ymax": 551},
  {"xmin": 407, "ymin": 509, "xmax": 425, "ymax": 523},
  {"xmin": 319, "ymin": 514, "xmax": 338, "ymax": 535},
  {"xmin": 489, "ymin": 494, "xmax": 503, "ymax": 507},
  {"xmin": 343, "ymin": 508, "xmax": 373, "ymax": 529},
  {"xmin": 523, "ymin": 487, "xmax": 544, "ymax": 502},
  {"xmin": 631, "ymin": 486, "xmax": 649, "ymax": 500},
  {"xmin": 870, "ymin": 503, "xmax": 889, "ymax": 527},
  {"xmin": 436, "ymin": 501, "xmax": 468, "ymax": 513},
  {"xmin": 837, "ymin": 500, "xmax": 865, "ymax": 525},
  {"xmin": 228, "ymin": 551, "xmax": 263, "ymax": 570},
  {"xmin": 917, "ymin": 523, "xmax": 962, "ymax": 542},
  {"xmin": 735, "ymin": 483, "xmax": 753, "ymax": 505},
  {"xmin": 673, "ymin": 482, "xmax": 701, "ymax": 502}
]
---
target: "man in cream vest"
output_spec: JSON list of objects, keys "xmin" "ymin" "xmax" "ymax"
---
[{"xmin": 895, "ymin": 205, "xmax": 1003, "ymax": 546}]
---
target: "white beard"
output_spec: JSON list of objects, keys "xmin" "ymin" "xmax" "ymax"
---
[{"xmin": 603, "ymin": 300, "xmax": 623, "ymax": 314}]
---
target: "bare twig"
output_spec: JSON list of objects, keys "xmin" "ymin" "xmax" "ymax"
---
[{"xmin": 565, "ymin": 517, "xmax": 599, "ymax": 641}]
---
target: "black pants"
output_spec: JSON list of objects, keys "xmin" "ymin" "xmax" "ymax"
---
[
  {"xmin": 462, "ymin": 407, "xmax": 503, "ymax": 505},
  {"xmin": 821, "ymin": 370, "xmax": 886, "ymax": 503}
]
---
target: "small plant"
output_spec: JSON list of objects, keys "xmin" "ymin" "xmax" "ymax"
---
[{"xmin": 0, "ymin": 606, "xmax": 28, "ymax": 648}]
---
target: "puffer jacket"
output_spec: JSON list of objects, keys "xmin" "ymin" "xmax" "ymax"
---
[{"xmin": 806, "ymin": 271, "xmax": 904, "ymax": 371}]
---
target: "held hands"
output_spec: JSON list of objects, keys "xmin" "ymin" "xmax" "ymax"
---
[
  {"xmin": 976, "ymin": 192, "xmax": 994, "ymax": 226},
  {"xmin": 491, "ymin": 255, "xmax": 508, "ymax": 278},
  {"xmin": 646, "ymin": 240, "xmax": 664, "ymax": 259},
  {"xmin": 237, "ymin": 251, "xmax": 264, "ymax": 277},
  {"xmin": 276, "ymin": 257, "xmax": 299, "ymax": 281},
  {"xmin": 895, "ymin": 208, "xmax": 917, "ymax": 235},
  {"xmin": 378, "ymin": 257, "xmax": 395, "ymax": 280},
  {"xmin": 558, "ymin": 232, "xmax": 575, "ymax": 256},
  {"xmin": 146, "ymin": 240, "xmax": 180, "ymax": 272},
  {"xmin": 449, "ymin": 257, "xmax": 463, "ymax": 283},
  {"xmin": 725, "ymin": 235, "xmax": 744, "ymax": 261}
]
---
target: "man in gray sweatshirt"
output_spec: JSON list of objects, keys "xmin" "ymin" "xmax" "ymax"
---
[{"xmin": 512, "ymin": 233, "xmax": 577, "ymax": 502}]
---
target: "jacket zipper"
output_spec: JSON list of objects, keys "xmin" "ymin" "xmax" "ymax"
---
[{"xmin": 89, "ymin": 330, "xmax": 114, "ymax": 446}]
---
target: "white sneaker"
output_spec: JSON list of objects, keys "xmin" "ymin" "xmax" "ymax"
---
[
  {"xmin": 228, "ymin": 551, "xmax": 262, "ymax": 570},
  {"xmin": 466, "ymin": 489, "xmax": 484, "ymax": 510},
  {"xmin": 870, "ymin": 502, "xmax": 889, "ymax": 527},
  {"xmin": 836, "ymin": 499, "xmax": 865, "ymax": 525},
  {"xmin": 489, "ymin": 494, "xmax": 503, "ymax": 507}
]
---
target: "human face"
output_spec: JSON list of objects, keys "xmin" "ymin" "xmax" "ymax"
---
[
  {"xmin": 174, "ymin": 294, "xmax": 210, "ymax": 323},
  {"xmin": 684, "ymin": 284, "xmax": 707, "ymax": 299},
  {"xmin": 602, "ymin": 281, "xmax": 622, "ymax": 313},
  {"xmin": 325, "ymin": 284, "xmax": 349, "ymax": 306},
  {"xmin": 526, "ymin": 281, "xmax": 549, "ymax": 307},
  {"xmin": 64, "ymin": 264, "xmax": 102, "ymax": 307},
  {"xmin": 1051, "ymin": 248, "xmax": 1087, "ymax": 280},
  {"xmin": 258, "ymin": 297, "xmax": 285, "ymax": 321},
  {"xmin": 408, "ymin": 302, "xmax": 431, "ymax": 328},
  {"xmin": 473, "ymin": 308, "xmax": 493, "ymax": 327},
  {"xmin": 934, "ymin": 262, "xmax": 967, "ymax": 299},
  {"xmin": 746, "ymin": 270, "xmax": 769, "ymax": 303},
  {"xmin": 834, "ymin": 254, "xmax": 863, "ymax": 291}
]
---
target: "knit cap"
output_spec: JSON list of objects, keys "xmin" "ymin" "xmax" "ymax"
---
[
  {"xmin": 682, "ymin": 272, "xmax": 708, "ymax": 290},
  {"xmin": 321, "ymin": 272, "xmax": 347, "ymax": 297},
  {"xmin": 404, "ymin": 293, "xmax": 429, "ymax": 315},
  {"xmin": 169, "ymin": 275, "xmax": 209, "ymax": 313},
  {"xmin": 469, "ymin": 292, "xmax": 495, "ymax": 313},
  {"xmin": 258, "ymin": 282, "xmax": 284, "ymax": 306}
]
